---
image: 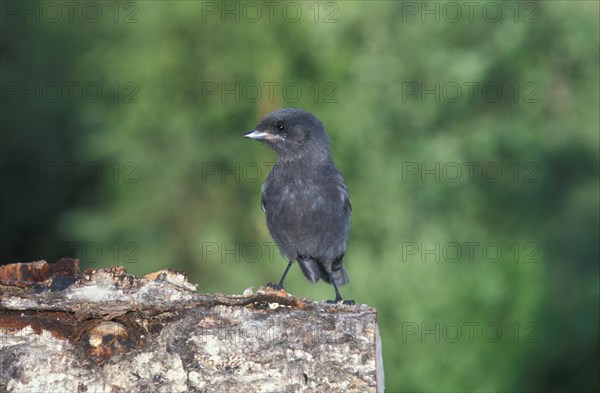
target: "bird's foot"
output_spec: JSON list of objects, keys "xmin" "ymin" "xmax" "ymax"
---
[
  {"xmin": 266, "ymin": 282, "xmax": 285, "ymax": 291},
  {"xmin": 326, "ymin": 298, "xmax": 355, "ymax": 306}
]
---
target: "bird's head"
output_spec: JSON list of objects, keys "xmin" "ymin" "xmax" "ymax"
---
[{"xmin": 244, "ymin": 108, "xmax": 331, "ymax": 159}]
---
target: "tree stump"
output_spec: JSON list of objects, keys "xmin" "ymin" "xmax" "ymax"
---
[{"xmin": 0, "ymin": 259, "xmax": 384, "ymax": 392}]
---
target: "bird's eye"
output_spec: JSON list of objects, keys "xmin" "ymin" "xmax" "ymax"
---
[{"xmin": 276, "ymin": 124, "xmax": 286, "ymax": 132}]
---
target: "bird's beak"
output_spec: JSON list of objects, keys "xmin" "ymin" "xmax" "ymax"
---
[{"xmin": 243, "ymin": 129, "xmax": 270, "ymax": 140}]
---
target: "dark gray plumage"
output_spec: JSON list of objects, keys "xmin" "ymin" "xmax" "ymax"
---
[{"xmin": 244, "ymin": 108, "xmax": 353, "ymax": 304}]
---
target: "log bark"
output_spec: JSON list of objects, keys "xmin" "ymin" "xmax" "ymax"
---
[{"xmin": 0, "ymin": 259, "xmax": 384, "ymax": 392}]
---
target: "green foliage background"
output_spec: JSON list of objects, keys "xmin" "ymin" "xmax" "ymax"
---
[{"xmin": 1, "ymin": 1, "xmax": 598, "ymax": 392}]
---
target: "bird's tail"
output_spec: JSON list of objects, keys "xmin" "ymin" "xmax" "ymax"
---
[
  {"xmin": 298, "ymin": 257, "xmax": 349, "ymax": 286},
  {"xmin": 298, "ymin": 257, "xmax": 324, "ymax": 284},
  {"xmin": 323, "ymin": 264, "xmax": 350, "ymax": 287}
]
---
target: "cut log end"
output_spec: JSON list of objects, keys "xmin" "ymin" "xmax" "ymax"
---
[{"xmin": 0, "ymin": 259, "xmax": 384, "ymax": 392}]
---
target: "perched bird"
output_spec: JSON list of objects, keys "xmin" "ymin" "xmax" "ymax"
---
[{"xmin": 244, "ymin": 108, "xmax": 353, "ymax": 304}]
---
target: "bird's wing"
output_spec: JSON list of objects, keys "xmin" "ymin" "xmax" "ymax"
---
[
  {"xmin": 261, "ymin": 182, "xmax": 267, "ymax": 213},
  {"xmin": 337, "ymin": 180, "xmax": 352, "ymax": 217},
  {"xmin": 319, "ymin": 162, "xmax": 351, "ymax": 216},
  {"xmin": 335, "ymin": 173, "xmax": 352, "ymax": 217}
]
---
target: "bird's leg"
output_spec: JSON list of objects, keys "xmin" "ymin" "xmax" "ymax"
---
[
  {"xmin": 276, "ymin": 259, "xmax": 294, "ymax": 287},
  {"xmin": 267, "ymin": 259, "xmax": 294, "ymax": 291},
  {"xmin": 326, "ymin": 271, "xmax": 355, "ymax": 305}
]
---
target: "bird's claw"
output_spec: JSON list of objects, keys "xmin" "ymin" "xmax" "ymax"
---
[
  {"xmin": 326, "ymin": 299, "xmax": 355, "ymax": 305},
  {"xmin": 266, "ymin": 282, "xmax": 284, "ymax": 291}
]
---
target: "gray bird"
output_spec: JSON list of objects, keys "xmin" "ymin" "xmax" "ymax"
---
[{"xmin": 244, "ymin": 108, "xmax": 353, "ymax": 304}]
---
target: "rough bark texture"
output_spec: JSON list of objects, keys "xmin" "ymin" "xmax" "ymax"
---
[{"xmin": 0, "ymin": 259, "xmax": 384, "ymax": 392}]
